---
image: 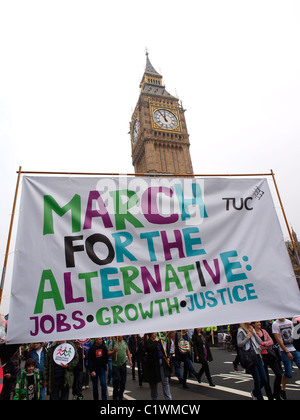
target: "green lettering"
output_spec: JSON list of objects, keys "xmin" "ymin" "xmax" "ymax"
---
[
  {"xmin": 165, "ymin": 264, "xmax": 183, "ymax": 291},
  {"xmin": 120, "ymin": 266, "xmax": 142, "ymax": 295},
  {"xmin": 125, "ymin": 304, "xmax": 139, "ymax": 321},
  {"xmin": 95, "ymin": 307, "xmax": 111, "ymax": 325},
  {"xmin": 178, "ymin": 264, "xmax": 195, "ymax": 291},
  {"xmin": 112, "ymin": 305, "xmax": 125, "ymax": 324},
  {"xmin": 166, "ymin": 297, "xmax": 180, "ymax": 315},
  {"xmin": 109, "ymin": 190, "xmax": 144, "ymax": 230},
  {"xmin": 43, "ymin": 194, "xmax": 81, "ymax": 235},
  {"xmin": 34, "ymin": 269, "xmax": 64, "ymax": 314},
  {"xmin": 78, "ymin": 271, "xmax": 98, "ymax": 302},
  {"xmin": 138, "ymin": 301, "xmax": 153, "ymax": 319}
]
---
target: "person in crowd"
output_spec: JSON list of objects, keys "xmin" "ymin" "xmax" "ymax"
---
[
  {"xmin": 28, "ymin": 342, "xmax": 47, "ymax": 400},
  {"xmin": 252, "ymin": 321, "xmax": 282, "ymax": 400},
  {"xmin": 229, "ymin": 324, "xmax": 240, "ymax": 371},
  {"xmin": 0, "ymin": 340, "xmax": 20, "ymax": 400},
  {"xmin": 272, "ymin": 318, "xmax": 300, "ymax": 400},
  {"xmin": 43, "ymin": 340, "xmax": 79, "ymax": 400},
  {"xmin": 23, "ymin": 344, "xmax": 32, "ymax": 360},
  {"xmin": 265, "ymin": 320, "xmax": 282, "ymax": 361},
  {"xmin": 292, "ymin": 316, "xmax": 300, "ymax": 351},
  {"xmin": 82, "ymin": 340, "xmax": 92, "ymax": 390},
  {"xmin": 72, "ymin": 340, "xmax": 85, "ymax": 400},
  {"xmin": 14, "ymin": 358, "xmax": 40, "ymax": 400},
  {"xmin": 175, "ymin": 329, "xmax": 199, "ymax": 388},
  {"xmin": 108, "ymin": 335, "xmax": 132, "ymax": 400},
  {"xmin": 137, "ymin": 333, "xmax": 149, "ymax": 386},
  {"xmin": 192, "ymin": 327, "xmax": 215, "ymax": 386},
  {"xmin": 105, "ymin": 337, "xmax": 113, "ymax": 385},
  {"xmin": 128, "ymin": 334, "xmax": 142, "ymax": 384},
  {"xmin": 88, "ymin": 337, "xmax": 108, "ymax": 400},
  {"xmin": 237, "ymin": 322, "xmax": 273, "ymax": 400},
  {"xmin": 0, "ymin": 355, "xmax": 17, "ymax": 400},
  {"xmin": 167, "ymin": 330, "xmax": 183, "ymax": 383},
  {"xmin": 144, "ymin": 332, "xmax": 172, "ymax": 400}
]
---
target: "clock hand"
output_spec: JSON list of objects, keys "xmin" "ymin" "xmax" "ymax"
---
[{"xmin": 159, "ymin": 110, "xmax": 168, "ymax": 122}]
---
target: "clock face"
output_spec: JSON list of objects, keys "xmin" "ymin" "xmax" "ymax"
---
[
  {"xmin": 132, "ymin": 119, "xmax": 139, "ymax": 143},
  {"xmin": 153, "ymin": 109, "xmax": 178, "ymax": 130}
]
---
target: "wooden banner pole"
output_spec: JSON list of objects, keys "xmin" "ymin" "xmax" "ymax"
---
[
  {"xmin": 17, "ymin": 170, "xmax": 272, "ymax": 177},
  {"xmin": 0, "ymin": 166, "xmax": 22, "ymax": 306},
  {"xmin": 270, "ymin": 169, "xmax": 300, "ymax": 268},
  {"xmin": 270, "ymin": 170, "xmax": 295, "ymax": 248}
]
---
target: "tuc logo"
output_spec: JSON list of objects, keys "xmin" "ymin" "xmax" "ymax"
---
[
  {"xmin": 222, "ymin": 197, "xmax": 253, "ymax": 211},
  {"xmin": 223, "ymin": 186, "xmax": 265, "ymax": 211}
]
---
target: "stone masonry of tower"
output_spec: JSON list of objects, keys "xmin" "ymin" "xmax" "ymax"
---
[{"xmin": 130, "ymin": 54, "xmax": 193, "ymax": 175}]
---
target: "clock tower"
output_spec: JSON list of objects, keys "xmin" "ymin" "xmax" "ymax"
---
[{"xmin": 130, "ymin": 53, "xmax": 194, "ymax": 175}]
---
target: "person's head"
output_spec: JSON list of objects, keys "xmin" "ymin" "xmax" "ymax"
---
[
  {"xmin": 74, "ymin": 340, "xmax": 81, "ymax": 349},
  {"xmin": 32, "ymin": 342, "xmax": 43, "ymax": 350},
  {"xmin": 252, "ymin": 321, "xmax": 261, "ymax": 330},
  {"xmin": 25, "ymin": 358, "xmax": 36, "ymax": 374},
  {"xmin": 240, "ymin": 322, "xmax": 252, "ymax": 332},
  {"xmin": 94, "ymin": 337, "xmax": 103, "ymax": 346}
]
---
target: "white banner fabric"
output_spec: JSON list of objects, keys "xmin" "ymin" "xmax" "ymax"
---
[{"xmin": 7, "ymin": 176, "xmax": 300, "ymax": 343}]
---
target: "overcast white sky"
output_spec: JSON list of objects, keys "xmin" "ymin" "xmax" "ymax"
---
[{"xmin": 0, "ymin": 0, "xmax": 299, "ymax": 313}]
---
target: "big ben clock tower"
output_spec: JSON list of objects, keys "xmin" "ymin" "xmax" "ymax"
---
[{"xmin": 130, "ymin": 52, "xmax": 194, "ymax": 175}]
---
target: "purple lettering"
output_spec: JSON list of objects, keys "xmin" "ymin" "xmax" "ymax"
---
[
  {"xmin": 161, "ymin": 230, "xmax": 185, "ymax": 261},
  {"xmin": 203, "ymin": 259, "xmax": 221, "ymax": 284},
  {"xmin": 72, "ymin": 310, "xmax": 85, "ymax": 330},
  {"xmin": 141, "ymin": 187, "xmax": 178, "ymax": 224},
  {"xmin": 64, "ymin": 272, "xmax": 85, "ymax": 304},
  {"xmin": 141, "ymin": 265, "xmax": 162, "ymax": 294},
  {"xmin": 83, "ymin": 190, "xmax": 113, "ymax": 229},
  {"xmin": 30, "ymin": 316, "xmax": 39, "ymax": 336},
  {"xmin": 57, "ymin": 313, "xmax": 71, "ymax": 332},
  {"xmin": 40, "ymin": 315, "xmax": 55, "ymax": 334}
]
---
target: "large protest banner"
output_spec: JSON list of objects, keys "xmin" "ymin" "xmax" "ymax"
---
[{"xmin": 7, "ymin": 176, "xmax": 300, "ymax": 343}]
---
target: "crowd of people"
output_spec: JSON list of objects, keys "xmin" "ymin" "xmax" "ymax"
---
[
  {"xmin": 0, "ymin": 317, "xmax": 300, "ymax": 401},
  {"xmin": 231, "ymin": 317, "xmax": 300, "ymax": 400}
]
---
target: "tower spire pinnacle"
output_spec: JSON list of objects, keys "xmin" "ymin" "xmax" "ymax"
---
[
  {"xmin": 139, "ymin": 52, "xmax": 176, "ymax": 99},
  {"xmin": 144, "ymin": 50, "xmax": 161, "ymax": 77}
]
